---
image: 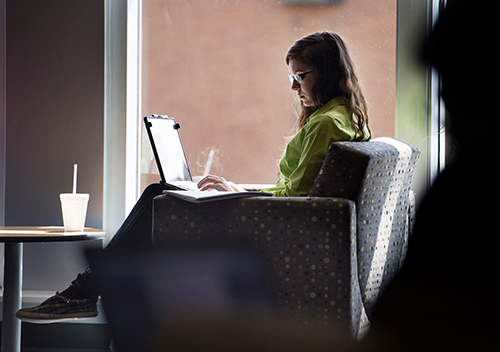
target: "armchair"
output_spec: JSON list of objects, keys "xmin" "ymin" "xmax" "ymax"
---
[{"xmin": 152, "ymin": 137, "xmax": 420, "ymax": 339}]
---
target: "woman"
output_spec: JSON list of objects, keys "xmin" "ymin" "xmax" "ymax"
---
[
  {"xmin": 199, "ymin": 31, "xmax": 370, "ymax": 196},
  {"xmin": 16, "ymin": 31, "xmax": 371, "ymax": 322}
]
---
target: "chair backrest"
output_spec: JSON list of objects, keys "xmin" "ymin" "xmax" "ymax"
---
[{"xmin": 310, "ymin": 137, "xmax": 420, "ymax": 317}]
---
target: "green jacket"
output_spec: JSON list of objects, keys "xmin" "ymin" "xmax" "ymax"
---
[{"xmin": 262, "ymin": 96, "xmax": 370, "ymax": 197}]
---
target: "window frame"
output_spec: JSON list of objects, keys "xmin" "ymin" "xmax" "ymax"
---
[
  {"xmin": 103, "ymin": 0, "xmax": 142, "ymax": 244},
  {"xmin": 395, "ymin": 0, "xmax": 447, "ymax": 204}
]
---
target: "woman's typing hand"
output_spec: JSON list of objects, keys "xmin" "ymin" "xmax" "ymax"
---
[{"xmin": 197, "ymin": 175, "xmax": 245, "ymax": 192}]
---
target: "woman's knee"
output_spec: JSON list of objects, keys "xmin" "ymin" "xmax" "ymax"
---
[{"xmin": 141, "ymin": 183, "xmax": 167, "ymax": 199}]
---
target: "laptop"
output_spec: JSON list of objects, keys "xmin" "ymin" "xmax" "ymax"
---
[{"xmin": 143, "ymin": 115, "xmax": 199, "ymax": 191}]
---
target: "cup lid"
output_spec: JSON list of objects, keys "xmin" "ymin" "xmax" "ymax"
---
[{"xmin": 60, "ymin": 193, "xmax": 90, "ymax": 200}]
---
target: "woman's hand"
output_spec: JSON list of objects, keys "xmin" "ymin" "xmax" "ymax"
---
[{"xmin": 197, "ymin": 175, "xmax": 244, "ymax": 192}]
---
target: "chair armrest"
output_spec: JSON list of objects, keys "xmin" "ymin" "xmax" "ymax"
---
[{"xmin": 152, "ymin": 195, "xmax": 355, "ymax": 246}]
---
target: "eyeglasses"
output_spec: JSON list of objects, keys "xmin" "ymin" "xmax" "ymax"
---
[{"xmin": 288, "ymin": 70, "xmax": 314, "ymax": 85}]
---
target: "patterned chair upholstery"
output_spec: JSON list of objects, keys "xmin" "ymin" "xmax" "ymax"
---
[{"xmin": 152, "ymin": 137, "xmax": 420, "ymax": 339}]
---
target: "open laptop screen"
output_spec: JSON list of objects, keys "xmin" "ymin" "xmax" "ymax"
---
[{"xmin": 143, "ymin": 115, "xmax": 192, "ymax": 183}]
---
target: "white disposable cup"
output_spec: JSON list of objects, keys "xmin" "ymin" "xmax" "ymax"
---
[{"xmin": 60, "ymin": 193, "xmax": 90, "ymax": 232}]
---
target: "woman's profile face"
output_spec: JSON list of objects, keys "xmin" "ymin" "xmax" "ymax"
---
[{"xmin": 288, "ymin": 59, "xmax": 318, "ymax": 107}]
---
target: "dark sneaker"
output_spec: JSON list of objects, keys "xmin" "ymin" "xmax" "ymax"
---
[{"xmin": 16, "ymin": 292, "xmax": 98, "ymax": 323}]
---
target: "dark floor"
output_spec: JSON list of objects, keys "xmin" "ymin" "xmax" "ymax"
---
[{"xmin": 1, "ymin": 322, "xmax": 112, "ymax": 351}]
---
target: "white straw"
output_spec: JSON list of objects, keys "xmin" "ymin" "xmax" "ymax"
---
[{"xmin": 72, "ymin": 164, "xmax": 78, "ymax": 194}]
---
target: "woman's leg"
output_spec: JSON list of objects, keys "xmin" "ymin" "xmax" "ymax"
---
[
  {"xmin": 64, "ymin": 183, "xmax": 168, "ymax": 298},
  {"xmin": 105, "ymin": 183, "xmax": 168, "ymax": 250},
  {"xmin": 70, "ymin": 183, "xmax": 169, "ymax": 296},
  {"xmin": 16, "ymin": 183, "xmax": 170, "ymax": 322}
]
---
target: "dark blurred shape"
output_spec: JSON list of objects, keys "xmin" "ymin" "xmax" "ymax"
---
[
  {"xmin": 364, "ymin": 1, "xmax": 500, "ymax": 350},
  {"xmin": 423, "ymin": 0, "xmax": 498, "ymax": 158},
  {"xmin": 87, "ymin": 248, "xmax": 274, "ymax": 352}
]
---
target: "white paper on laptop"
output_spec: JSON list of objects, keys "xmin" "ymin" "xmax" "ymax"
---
[{"xmin": 163, "ymin": 190, "xmax": 272, "ymax": 203}]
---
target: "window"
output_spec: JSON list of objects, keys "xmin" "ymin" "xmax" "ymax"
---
[
  {"xmin": 102, "ymin": 0, "xmax": 447, "ymax": 237},
  {"xmin": 140, "ymin": 0, "xmax": 397, "ymax": 191}
]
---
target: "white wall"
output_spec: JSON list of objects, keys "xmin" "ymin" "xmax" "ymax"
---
[{"xmin": 2, "ymin": 0, "xmax": 104, "ymax": 291}]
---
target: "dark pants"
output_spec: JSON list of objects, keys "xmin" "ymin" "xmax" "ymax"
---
[
  {"xmin": 106, "ymin": 183, "xmax": 168, "ymax": 250},
  {"xmin": 72, "ymin": 183, "xmax": 169, "ymax": 298}
]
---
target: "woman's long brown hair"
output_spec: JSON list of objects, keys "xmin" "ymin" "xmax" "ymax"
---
[{"xmin": 286, "ymin": 32, "xmax": 371, "ymax": 141}]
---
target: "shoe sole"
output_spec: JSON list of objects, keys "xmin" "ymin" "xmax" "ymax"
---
[{"xmin": 16, "ymin": 311, "xmax": 98, "ymax": 324}]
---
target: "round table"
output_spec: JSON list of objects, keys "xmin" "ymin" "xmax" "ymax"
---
[{"xmin": 0, "ymin": 226, "xmax": 106, "ymax": 352}]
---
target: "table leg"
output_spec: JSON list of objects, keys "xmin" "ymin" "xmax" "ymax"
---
[{"xmin": 2, "ymin": 243, "xmax": 23, "ymax": 352}]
